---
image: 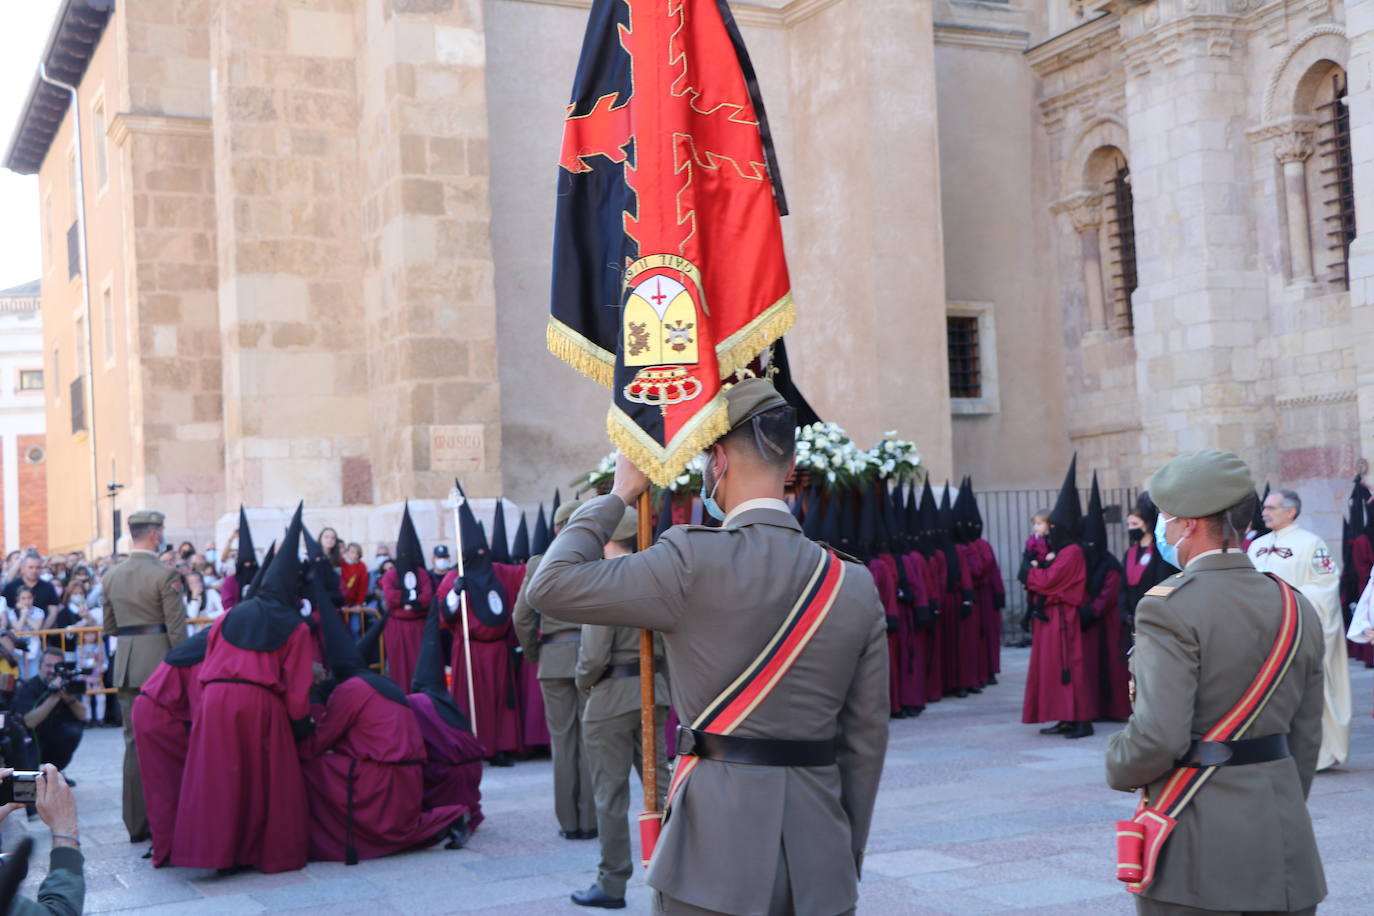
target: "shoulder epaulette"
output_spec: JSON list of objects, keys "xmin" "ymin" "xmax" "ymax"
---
[
  {"xmin": 816, "ymin": 542, "xmax": 864, "ymax": 566},
  {"xmin": 1144, "ymin": 571, "xmax": 1194, "ymax": 600}
]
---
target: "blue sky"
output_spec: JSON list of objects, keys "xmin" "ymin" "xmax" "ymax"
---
[{"xmin": 0, "ymin": 1, "xmax": 65, "ymax": 292}]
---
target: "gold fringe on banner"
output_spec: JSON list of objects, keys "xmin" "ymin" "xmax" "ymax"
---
[
  {"xmin": 608, "ymin": 394, "xmax": 732, "ymax": 487},
  {"xmin": 715, "ymin": 291, "xmax": 795, "ymax": 380},
  {"xmin": 547, "ymin": 316, "xmax": 615, "ymax": 389}
]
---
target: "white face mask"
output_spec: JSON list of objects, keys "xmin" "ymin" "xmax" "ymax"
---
[{"xmin": 434, "ymin": 558, "xmax": 451, "ymax": 572}]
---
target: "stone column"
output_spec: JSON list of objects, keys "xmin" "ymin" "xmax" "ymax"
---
[
  {"xmin": 1060, "ymin": 193, "xmax": 1108, "ymax": 334},
  {"xmin": 1342, "ymin": 0, "xmax": 1374, "ymax": 450},
  {"xmin": 1275, "ymin": 130, "xmax": 1316, "ymax": 283}
]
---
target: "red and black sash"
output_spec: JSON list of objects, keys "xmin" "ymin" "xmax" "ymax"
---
[
  {"xmin": 639, "ymin": 547, "xmax": 846, "ymax": 865},
  {"xmin": 1116, "ymin": 573, "xmax": 1303, "ymax": 892}
]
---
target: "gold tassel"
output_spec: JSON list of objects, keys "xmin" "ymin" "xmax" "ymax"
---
[
  {"xmin": 608, "ymin": 404, "xmax": 731, "ymax": 488},
  {"xmin": 715, "ymin": 292, "xmax": 795, "ymax": 381},
  {"xmin": 547, "ymin": 318, "xmax": 615, "ymax": 389}
]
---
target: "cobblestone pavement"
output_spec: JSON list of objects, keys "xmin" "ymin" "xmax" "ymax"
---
[{"xmin": 5, "ymin": 650, "xmax": 1371, "ymax": 914}]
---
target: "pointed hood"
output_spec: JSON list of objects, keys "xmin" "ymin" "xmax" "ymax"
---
[
  {"xmin": 410, "ymin": 598, "xmax": 471, "ymax": 731},
  {"xmin": 235, "ymin": 505, "xmax": 258, "ymax": 584},
  {"xmin": 221, "ymin": 504, "xmax": 306, "ymax": 652},
  {"xmin": 938, "ymin": 483, "xmax": 955, "ymax": 534},
  {"xmin": 1251, "ymin": 483, "xmax": 1270, "ymax": 537},
  {"xmin": 511, "ymin": 512, "xmax": 530, "ymax": 563},
  {"xmin": 312, "ymin": 559, "xmax": 407, "ymax": 706},
  {"xmin": 551, "ymin": 488, "xmax": 562, "ymax": 523},
  {"xmin": 530, "ymin": 505, "xmax": 551, "ymax": 556},
  {"xmin": 801, "ymin": 490, "xmax": 823, "ymax": 540},
  {"xmin": 246, "ymin": 540, "xmax": 275, "ymax": 600},
  {"xmin": 936, "ymin": 482, "xmax": 962, "ymax": 590},
  {"xmin": 820, "ymin": 496, "xmax": 841, "ymax": 549},
  {"xmin": 489, "ymin": 499, "xmax": 512, "ymax": 564},
  {"xmin": 857, "ymin": 487, "xmax": 880, "ymax": 561},
  {"xmin": 917, "ymin": 480, "xmax": 939, "ymax": 558},
  {"xmin": 951, "ymin": 478, "xmax": 972, "ymax": 544},
  {"xmin": 1048, "ymin": 455, "xmax": 1083, "ymax": 549},
  {"xmin": 968, "ymin": 478, "xmax": 985, "ymax": 538},
  {"xmin": 394, "ymin": 503, "xmax": 426, "ymax": 583},
  {"xmin": 455, "ymin": 487, "xmax": 508, "ymax": 628},
  {"xmin": 1083, "ymin": 472, "xmax": 1122, "ymax": 597},
  {"xmin": 1350, "ymin": 477, "xmax": 1371, "ymax": 539},
  {"xmin": 163, "ymin": 629, "xmax": 210, "ymax": 668},
  {"xmin": 357, "ymin": 605, "xmax": 391, "ymax": 662},
  {"xmin": 654, "ymin": 489, "xmax": 675, "ymax": 543},
  {"xmin": 457, "ymin": 493, "xmax": 489, "ymax": 565}
]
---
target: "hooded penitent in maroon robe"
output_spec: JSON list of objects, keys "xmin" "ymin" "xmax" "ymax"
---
[
  {"xmin": 1022, "ymin": 543, "xmax": 1093, "ymax": 723},
  {"xmin": 132, "ymin": 631, "xmax": 207, "ymax": 867},
  {"xmin": 173, "ymin": 508, "xmax": 315, "ymax": 874},
  {"xmin": 493, "ymin": 561, "xmax": 549, "ymax": 751},
  {"xmin": 963, "ymin": 478, "xmax": 1004, "ymax": 681},
  {"xmin": 381, "ymin": 504, "xmax": 435, "ymax": 692},
  {"xmin": 868, "ymin": 555, "xmax": 902, "ymax": 717},
  {"xmin": 899, "ymin": 550, "xmax": 930, "ymax": 711},
  {"xmin": 409, "ymin": 691, "xmax": 485, "ymax": 829},
  {"xmin": 301, "ymin": 679, "xmax": 467, "ymax": 862}
]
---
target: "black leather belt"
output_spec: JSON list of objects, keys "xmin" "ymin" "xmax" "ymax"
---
[
  {"xmin": 675, "ymin": 725, "xmax": 837, "ymax": 768},
  {"xmin": 602, "ymin": 663, "xmax": 640, "ymax": 680},
  {"xmin": 117, "ymin": 625, "xmax": 168, "ymax": 637},
  {"xmin": 540, "ymin": 631, "xmax": 581, "ymax": 645},
  {"xmin": 1175, "ymin": 733, "xmax": 1290, "ymax": 768},
  {"xmin": 205, "ymin": 677, "xmax": 271, "ymax": 691}
]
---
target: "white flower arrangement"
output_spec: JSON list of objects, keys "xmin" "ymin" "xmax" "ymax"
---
[
  {"xmin": 868, "ymin": 431, "xmax": 922, "ymax": 485},
  {"xmin": 795, "ymin": 422, "xmax": 876, "ymax": 489},
  {"xmin": 575, "ymin": 451, "xmax": 706, "ymax": 496}
]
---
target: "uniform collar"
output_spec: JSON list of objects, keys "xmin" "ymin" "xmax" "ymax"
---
[
  {"xmin": 722, "ymin": 497, "xmax": 797, "ymax": 530},
  {"xmin": 1186, "ymin": 548, "xmax": 1253, "ymax": 571}
]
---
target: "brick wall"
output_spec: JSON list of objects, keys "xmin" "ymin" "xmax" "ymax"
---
[{"xmin": 18, "ymin": 434, "xmax": 47, "ymax": 554}]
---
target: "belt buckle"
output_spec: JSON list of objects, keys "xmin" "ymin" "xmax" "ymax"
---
[{"xmin": 675, "ymin": 725, "xmax": 696, "ymax": 757}]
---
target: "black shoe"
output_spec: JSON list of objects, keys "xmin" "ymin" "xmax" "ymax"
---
[
  {"xmin": 1038, "ymin": 721, "xmax": 1070, "ymax": 735},
  {"xmin": 967, "ymin": 686, "xmax": 982, "ymax": 695},
  {"xmin": 890, "ymin": 709, "xmax": 908, "ymax": 719},
  {"xmin": 988, "ymin": 674, "xmax": 998, "ymax": 686},
  {"xmin": 444, "ymin": 812, "xmax": 472, "ymax": 850},
  {"xmin": 952, "ymin": 688, "xmax": 969, "ymax": 698},
  {"xmin": 559, "ymin": 828, "xmax": 598, "ymax": 840},
  {"xmin": 902, "ymin": 705, "xmax": 923, "ymax": 717},
  {"xmin": 571, "ymin": 886, "xmax": 626, "ymax": 909},
  {"xmin": 488, "ymin": 752, "xmax": 514, "ymax": 768},
  {"xmin": 141, "ymin": 848, "xmax": 152, "ymax": 860},
  {"xmin": 1064, "ymin": 722, "xmax": 1095, "ymax": 740}
]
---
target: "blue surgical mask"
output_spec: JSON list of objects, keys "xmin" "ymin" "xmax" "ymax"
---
[
  {"xmin": 700, "ymin": 453, "xmax": 726, "ymax": 522},
  {"xmin": 1155, "ymin": 513, "xmax": 1183, "ymax": 568}
]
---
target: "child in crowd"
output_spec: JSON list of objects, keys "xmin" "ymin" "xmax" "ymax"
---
[
  {"xmin": 340, "ymin": 543, "xmax": 369, "ymax": 608},
  {"xmin": 77, "ymin": 630, "xmax": 105, "ymax": 724},
  {"xmin": 1018, "ymin": 511, "xmax": 1052, "ymax": 639}
]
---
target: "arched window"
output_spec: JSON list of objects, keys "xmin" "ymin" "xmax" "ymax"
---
[
  {"xmin": 1104, "ymin": 159, "xmax": 1138, "ymax": 332},
  {"xmin": 1314, "ymin": 68, "xmax": 1355, "ymax": 288},
  {"xmin": 1076, "ymin": 145, "xmax": 1137, "ymax": 335}
]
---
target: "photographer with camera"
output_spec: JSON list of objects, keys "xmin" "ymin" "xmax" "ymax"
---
[
  {"xmin": 11, "ymin": 650, "xmax": 86, "ymax": 776},
  {"xmin": 0, "ymin": 764, "xmax": 85, "ymax": 915}
]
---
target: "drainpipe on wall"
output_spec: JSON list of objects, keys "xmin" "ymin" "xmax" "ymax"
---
[{"xmin": 37, "ymin": 63, "xmax": 102, "ymax": 557}]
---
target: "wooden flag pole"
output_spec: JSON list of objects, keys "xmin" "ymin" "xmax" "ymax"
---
[
  {"xmin": 450, "ymin": 487, "xmax": 479, "ymax": 741},
  {"xmin": 638, "ymin": 489, "xmax": 659, "ymax": 817}
]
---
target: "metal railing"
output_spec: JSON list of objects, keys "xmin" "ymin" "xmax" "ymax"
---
[{"xmin": 8, "ymin": 606, "xmax": 386, "ymax": 697}]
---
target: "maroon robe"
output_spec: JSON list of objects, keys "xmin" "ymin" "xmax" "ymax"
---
[
  {"xmin": 381, "ymin": 566, "xmax": 433, "ymax": 692},
  {"xmin": 301, "ymin": 678, "xmax": 467, "ymax": 862},
  {"xmin": 493, "ymin": 562, "xmax": 549, "ymax": 751},
  {"xmin": 1089, "ymin": 567, "xmax": 1131, "ymax": 720},
  {"xmin": 868, "ymin": 556, "xmax": 903, "ymax": 716},
  {"xmin": 172, "ymin": 617, "xmax": 314, "ymax": 873},
  {"xmin": 899, "ymin": 552, "xmax": 929, "ymax": 710},
  {"xmin": 953, "ymin": 543, "xmax": 984, "ymax": 690},
  {"xmin": 969, "ymin": 538, "xmax": 1004, "ymax": 678},
  {"xmin": 1349, "ymin": 535, "xmax": 1374, "ymax": 666},
  {"xmin": 1022, "ymin": 544, "xmax": 1096, "ymax": 724},
  {"xmin": 220, "ymin": 573, "xmax": 241, "ymax": 611},
  {"xmin": 921, "ymin": 551, "xmax": 946, "ymax": 701},
  {"xmin": 409, "ymin": 692, "xmax": 485, "ymax": 832},
  {"xmin": 437, "ymin": 570, "xmax": 521, "ymax": 755},
  {"xmin": 132, "ymin": 660, "xmax": 203, "ymax": 867}
]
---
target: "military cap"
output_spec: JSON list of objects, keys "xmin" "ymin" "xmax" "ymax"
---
[
  {"xmin": 1147, "ymin": 449, "xmax": 1255, "ymax": 519},
  {"xmin": 611, "ymin": 505, "xmax": 639, "ymax": 542},
  {"xmin": 726, "ymin": 377, "xmax": 789, "ymax": 430},
  {"xmin": 128, "ymin": 509, "xmax": 165, "ymax": 526},
  {"xmin": 553, "ymin": 499, "xmax": 584, "ymax": 528}
]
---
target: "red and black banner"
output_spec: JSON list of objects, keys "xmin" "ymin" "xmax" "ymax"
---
[{"xmin": 549, "ymin": 0, "xmax": 794, "ymax": 485}]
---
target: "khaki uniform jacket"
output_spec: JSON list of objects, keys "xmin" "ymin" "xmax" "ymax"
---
[
  {"xmin": 1105, "ymin": 551, "xmax": 1327, "ymax": 912},
  {"xmin": 512, "ymin": 553, "xmax": 583, "ymax": 679},
  {"xmin": 576, "ymin": 624, "xmax": 669, "ymax": 722},
  {"xmin": 528, "ymin": 495, "xmax": 889, "ymax": 916},
  {"xmin": 101, "ymin": 551, "xmax": 187, "ymax": 688}
]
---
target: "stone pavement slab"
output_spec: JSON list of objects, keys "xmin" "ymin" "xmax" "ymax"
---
[{"xmin": 3, "ymin": 648, "xmax": 1371, "ymax": 914}]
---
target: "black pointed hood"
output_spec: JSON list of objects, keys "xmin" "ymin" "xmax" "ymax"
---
[
  {"xmin": 530, "ymin": 505, "xmax": 550, "ymax": 556},
  {"xmin": 1251, "ymin": 483, "xmax": 1270, "ymax": 536},
  {"xmin": 394, "ymin": 503, "xmax": 426, "ymax": 583},
  {"xmin": 950, "ymin": 478, "xmax": 972, "ymax": 544},
  {"xmin": 820, "ymin": 496, "xmax": 840, "ymax": 549},
  {"xmin": 455, "ymin": 489, "xmax": 508, "ymax": 628},
  {"xmin": 221, "ymin": 504, "xmax": 306, "ymax": 652},
  {"xmin": 1083, "ymin": 472, "xmax": 1122, "ymax": 596},
  {"xmin": 357, "ymin": 606, "xmax": 391, "ymax": 661},
  {"xmin": 457, "ymin": 493, "xmax": 489, "ymax": 566},
  {"xmin": 967, "ymin": 478, "xmax": 985, "ymax": 539},
  {"xmin": 917, "ymin": 480, "xmax": 939, "ymax": 558},
  {"xmin": 235, "ymin": 505, "xmax": 258, "ymax": 584},
  {"xmin": 655, "ymin": 489, "xmax": 675, "ymax": 543},
  {"xmin": 164, "ymin": 629, "xmax": 210, "ymax": 668},
  {"xmin": 1048, "ymin": 455, "xmax": 1083, "ymax": 549},
  {"xmin": 551, "ymin": 488, "xmax": 562, "ymax": 523},
  {"xmin": 511, "ymin": 512, "xmax": 530, "ymax": 563},
  {"xmin": 1350, "ymin": 477, "xmax": 1371, "ymax": 538},
  {"xmin": 801, "ymin": 490, "xmax": 823, "ymax": 540},
  {"xmin": 312, "ymin": 561, "xmax": 407, "ymax": 707},
  {"xmin": 246, "ymin": 540, "xmax": 275, "ymax": 600},
  {"xmin": 411, "ymin": 598, "xmax": 471, "ymax": 731},
  {"xmin": 489, "ymin": 499, "xmax": 512, "ymax": 564},
  {"xmin": 937, "ymin": 482, "xmax": 962, "ymax": 589},
  {"xmin": 857, "ymin": 487, "xmax": 880, "ymax": 561}
]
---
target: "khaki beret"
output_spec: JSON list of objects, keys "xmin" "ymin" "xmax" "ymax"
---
[
  {"xmin": 553, "ymin": 499, "xmax": 583, "ymax": 528},
  {"xmin": 725, "ymin": 377, "xmax": 789, "ymax": 430},
  {"xmin": 128, "ymin": 509, "xmax": 166, "ymax": 526},
  {"xmin": 1147, "ymin": 450, "xmax": 1255, "ymax": 519},
  {"xmin": 611, "ymin": 505, "xmax": 639, "ymax": 542}
]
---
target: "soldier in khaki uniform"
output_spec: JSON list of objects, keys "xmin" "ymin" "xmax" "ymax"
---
[
  {"xmin": 529, "ymin": 379, "xmax": 889, "ymax": 916},
  {"xmin": 1106, "ymin": 451, "xmax": 1327, "ymax": 915},
  {"xmin": 570, "ymin": 504, "xmax": 670, "ymax": 909},
  {"xmin": 101, "ymin": 510, "xmax": 188, "ymax": 843},
  {"xmin": 514, "ymin": 500, "xmax": 599, "ymax": 841}
]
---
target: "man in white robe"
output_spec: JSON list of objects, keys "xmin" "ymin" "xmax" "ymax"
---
[{"xmin": 1249, "ymin": 488, "xmax": 1350, "ymax": 770}]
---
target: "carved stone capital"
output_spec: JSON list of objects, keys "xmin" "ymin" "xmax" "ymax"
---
[
  {"xmin": 1054, "ymin": 192, "xmax": 1105, "ymax": 232},
  {"xmin": 1274, "ymin": 130, "xmax": 1315, "ymax": 164}
]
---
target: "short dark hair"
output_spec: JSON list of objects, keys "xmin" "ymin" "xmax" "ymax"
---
[
  {"xmin": 128, "ymin": 521, "xmax": 158, "ymax": 540},
  {"xmin": 720, "ymin": 404, "xmax": 797, "ymax": 472},
  {"xmin": 41, "ymin": 647, "xmax": 64, "ymax": 662},
  {"xmin": 1199, "ymin": 493, "xmax": 1256, "ymax": 548}
]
